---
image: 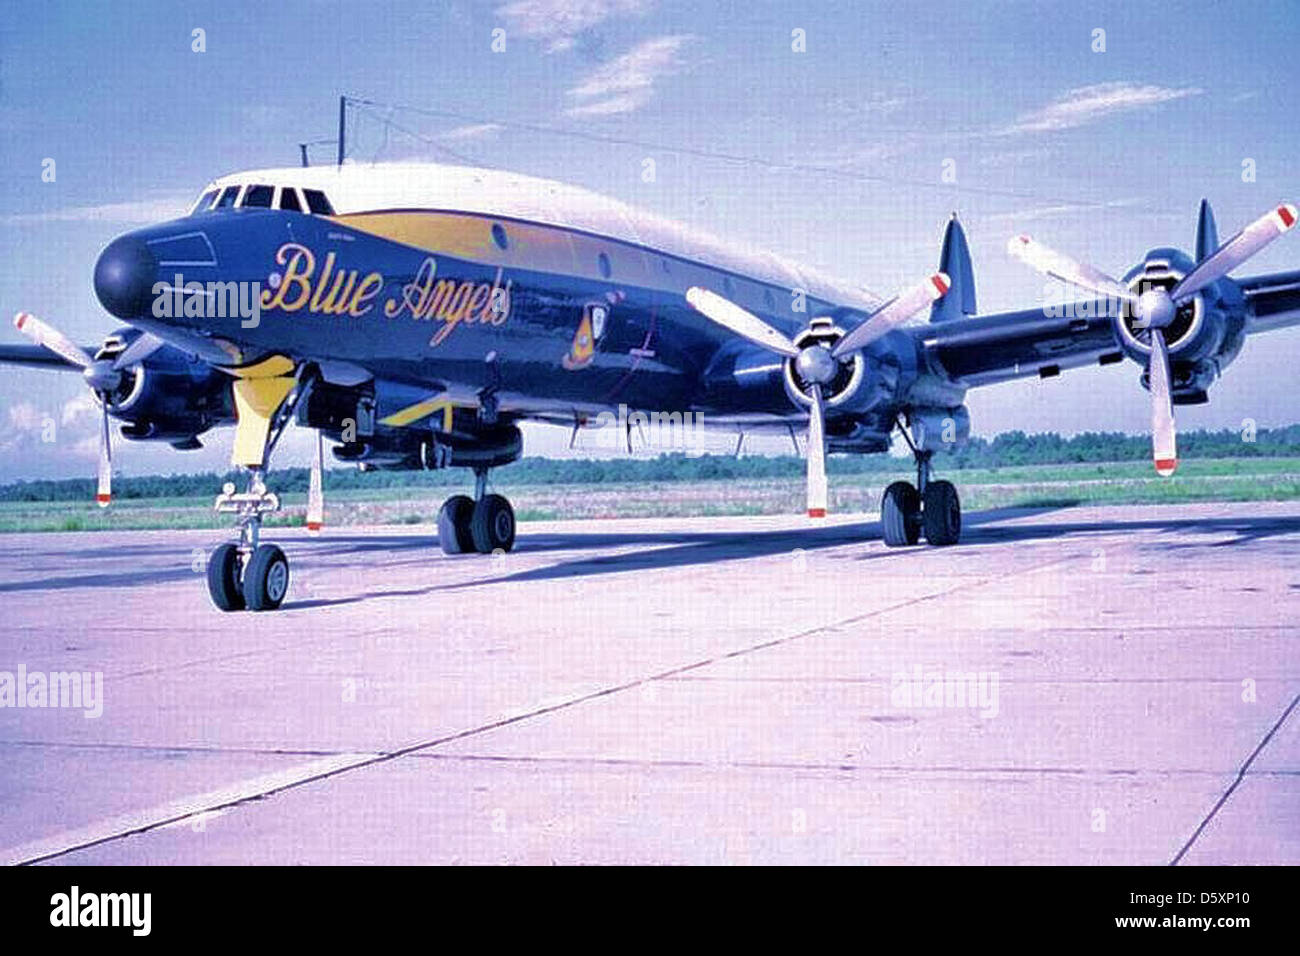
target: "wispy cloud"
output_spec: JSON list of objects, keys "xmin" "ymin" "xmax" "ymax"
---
[
  {"xmin": 564, "ymin": 34, "xmax": 692, "ymax": 117},
  {"xmin": 440, "ymin": 123, "xmax": 504, "ymax": 141},
  {"xmin": 1, "ymin": 194, "xmax": 193, "ymax": 225},
  {"xmin": 497, "ymin": 0, "xmax": 651, "ymax": 54},
  {"xmin": 998, "ymin": 82, "xmax": 1203, "ymax": 135},
  {"xmin": 982, "ymin": 197, "xmax": 1143, "ymax": 226}
]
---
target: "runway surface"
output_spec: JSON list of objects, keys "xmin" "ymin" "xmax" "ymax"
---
[{"xmin": 0, "ymin": 501, "xmax": 1297, "ymax": 865}]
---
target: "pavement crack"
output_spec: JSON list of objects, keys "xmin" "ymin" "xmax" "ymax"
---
[{"xmin": 1169, "ymin": 689, "xmax": 1300, "ymax": 865}]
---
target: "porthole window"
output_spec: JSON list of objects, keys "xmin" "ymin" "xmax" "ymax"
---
[
  {"xmin": 597, "ymin": 252, "xmax": 612, "ymax": 279},
  {"xmin": 491, "ymin": 223, "xmax": 509, "ymax": 250}
]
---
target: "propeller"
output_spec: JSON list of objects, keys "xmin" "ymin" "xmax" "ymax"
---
[
  {"xmin": 13, "ymin": 311, "xmax": 125, "ymax": 507},
  {"xmin": 1007, "ymin": 202, "xmax": 1297, "ymax": 476},
  {"xmin": 306, "ymin": 429, "xmax": 325, "ymax": 533},
  {"xmin": 687, "ymin": 273, "xmax": 950, "ymax": 516}
]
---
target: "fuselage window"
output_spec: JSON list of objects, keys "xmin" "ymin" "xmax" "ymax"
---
[
  {"xmin": 302, "ymin": 189, "xmax": 335, "ymax": 215},
  {"xmin": 242, "ymin": 184, "xmax": 274, "ymax": 208},
  {"xmin": 190, "ymin": 189, "xmax": 218, "ymax": 215},
  {"xmin": 597, "ymin": 252, "xmax": 612, "ymax": 279},
  {"xmin": 492, "ymin": 222, "xmax": 509, "ymax": 250},
  {"xmin": 278, "ymin": 187, "xmax": 303, "ymax": 213},
  {"xmin": 215, "ymin": 186, "xmax": 240, "ymax": 209}
]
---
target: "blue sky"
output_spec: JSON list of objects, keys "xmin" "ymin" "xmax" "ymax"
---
[{"xmin": 1, "ymin": 0, "xmax": 1297, "ymax": 479}]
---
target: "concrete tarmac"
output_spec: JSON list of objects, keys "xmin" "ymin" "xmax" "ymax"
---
[{"xmin": 0, "ymin": 502, "xmax": 1297, "ymax": 865}]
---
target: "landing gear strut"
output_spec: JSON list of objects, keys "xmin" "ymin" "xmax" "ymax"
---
[
  {"xmin": 880, "ymin": 417, "xmax": 961, "ymax": 547},
  {"xmin": 206, "ymin": 366, "xmax": 309, "ymax": 612},
  {"xmin": 210, "ymin": 471, "xmax": 291, "ymax": 610},
  {"xmin": 438, "ymin": 466, "xmax": 515, "ymax": 555}
]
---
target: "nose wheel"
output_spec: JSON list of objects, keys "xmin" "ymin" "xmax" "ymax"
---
[{"xmin": 208, "ymin": 472, "xmax": 293, "ymax": 611}]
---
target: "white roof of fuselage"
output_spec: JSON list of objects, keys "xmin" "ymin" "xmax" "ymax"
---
[{"xmin": 205, "ymin": 162, "xmax": 883, "ymax": 313}]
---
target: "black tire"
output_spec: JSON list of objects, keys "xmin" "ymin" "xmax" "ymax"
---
[
  {"xmin": 470, "ymin": 493, "xmax": 515, "ymax": 554},
  {"xmin": 881, "ymin": 481, "xmax": 921, "ymax": 547},
  {"xmin": 437, "ymin": 494, "xmax": 477, "ymax": 555},
  {"xmin": 922, "ymin": 480, "xmax": 962, "ymax": 546},
  {"xmin": 244, "ymin": 543, "xmax": 290, "ymax": 611},
  {"xmin": 206, "ymin": 543, "xmax": 246, "ymax": 612}
]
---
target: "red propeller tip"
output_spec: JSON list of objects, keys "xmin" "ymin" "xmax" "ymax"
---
[
  {"xmin": 807, "ymin": 508, "xmax": 826, "ymax": 518},
  {"xmin": 14, "ymin": 313, "xmax": 28, "ymax": 329},
  {"xmin": 1277, "ymin": 204, "xmax": 1297, "ymax": 229},
  {"xmin": 307, "ymin": 521, "xmax": 322, "ymax": 532},
  {"xmin": 1154, "ymin": 458, "xmax": 1177, "ymax": 477},
  {"xmin": 930, "ymin": 274, "xmax": 950, "ymax": 296},
  {"xmin": 95, "ymin": 494, "xmax": 111, "ymax": 506}
]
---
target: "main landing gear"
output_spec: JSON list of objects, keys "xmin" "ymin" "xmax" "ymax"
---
[
  {"xmin": 880, "ymin": 423, "xmax": 962, "ymax": 548},
  {"xmin": 437, "ymin": 466, "xmax": 516, "ymax": 555}
]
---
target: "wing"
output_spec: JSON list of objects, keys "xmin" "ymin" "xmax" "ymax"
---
[{"xmin": 917, "ymin": 300, "xmax": 1120, "ymax": 387}]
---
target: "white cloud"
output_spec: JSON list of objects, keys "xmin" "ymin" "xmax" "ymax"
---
[
  {"xmin": 1, "ymin": 194, "xmax": 193, "ymax": 225},
  {"xmin": 440, "ymin": 123, "xmax": 505, "ymax": 141},
  {"xmin": 564, "ymin": 34, "xmax": 692, "ymax": 117},
  {"xmin": 999, "ymin": 82, "xmax": 1203, "ymax": 135},
  {"xmin": 981, "ymin": 197, "xmax": 1143, "ymax": 226},
  {"xmin": 497, "ymin": 0, "xmax": 651, "ymax": 53}
]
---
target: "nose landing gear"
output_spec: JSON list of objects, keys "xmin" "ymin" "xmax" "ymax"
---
[
  {"xmin": 880, "ymin": 417, "xmax": 962, "ymax": 548},
  {"xmin": 208, "ymin": 471, "xmax": 291, "ymax": 610},
  {"xmin": 206, "ymin": 363, "xmax": 308, "ymax": 612}
]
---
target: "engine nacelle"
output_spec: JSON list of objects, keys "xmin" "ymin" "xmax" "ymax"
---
[
  {"xmin": 335, "ymin": 424, "xmax": 523, "ymax": 472},
  {"xmin": 908, "ymin": 405, "xmax": 971, "ymax": 453},
  {"xmin": 95, "ymin": 335, "xmax": 232, "ymax": 444},
  {"xmin": 1116, "ymin": 248, "xmax": 1247, "ymax": 405}
]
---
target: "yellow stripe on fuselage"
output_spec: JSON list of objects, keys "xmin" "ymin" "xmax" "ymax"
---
[{"xmin": 379, "ymin": 396, "xmax": 462, "ymax": 431}]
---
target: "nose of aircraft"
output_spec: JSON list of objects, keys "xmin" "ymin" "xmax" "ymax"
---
[{"xmin": 94, "ymin": 236, "xmax": 157, "ymax": 319}]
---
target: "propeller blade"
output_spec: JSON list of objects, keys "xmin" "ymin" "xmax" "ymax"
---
[
  {"xmin": 1006, "ymin": 235, "xmax": 1137, "ymax": 305},
  {"xmin": 806, "ymin": 384, "xmax": 828, "ymax": 518},
  {"xmin": 1171, "ymin": 202, "xmax": 1298, "ymax": 302},
  {"xmin": 831, "ymin": 273, "xmax": 951, "ymax": 358},
  {"xmin": 112, "ymin": 331, "xmax": 164, "ymax": 370},
  {"xmin": 306, "ymin": 430, "xmax": 324, "ymax": 533},
  {"xmin": 685, "ymin": 287, "xmax": 800, "ymax": 357},
  {"xmin": 96, "ymin": 405, "xmax": 112, "ymax": 507},
  {"xmin": 1149, "ymin": 329, "xmax": 1177, "ymax": 477},
  {"xmin": 12, "ymin": 312, "xmax": 93, "ymax": 369}
]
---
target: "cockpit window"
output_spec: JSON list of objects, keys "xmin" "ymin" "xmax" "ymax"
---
[
  {"xmin": 242, "ymin": 184, "xmax": 274, "ymax": 208},
  {"xmin": 278, "ymin": 187, "xmax": 303, "ymax": 212},
  {"xmin": 215, "ymin": 186, "xmax": 240, "ymax": 208},
  {"xmin": 190, "ymin": 189, "xmax": 218, "ymax": 215},
  {"xmin": 302, "ymin": 189, "xmax": 335, "ymax": 215}
]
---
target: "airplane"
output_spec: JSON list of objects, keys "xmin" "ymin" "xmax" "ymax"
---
[{"xmin": 1, "ymin": 161, "xmax": 1296, "ymax": 612}]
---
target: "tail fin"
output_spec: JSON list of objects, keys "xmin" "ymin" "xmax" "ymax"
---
[
  {"xmin": 930, "ymin": 214, "xmax": 977, "ymax": 322},
  {"xmin": 1195, "ymin": 198, "xmax": 1219, "ymax": 264}
]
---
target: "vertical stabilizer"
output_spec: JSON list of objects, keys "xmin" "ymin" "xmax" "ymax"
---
[{"xmin": 930, "ymin": 214, "xmax": 977, "ymax": 322}]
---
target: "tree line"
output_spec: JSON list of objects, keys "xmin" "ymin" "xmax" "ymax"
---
[{"xmin": 2, "ymin": 425, "xmax": 1297, "ymax": 502}]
